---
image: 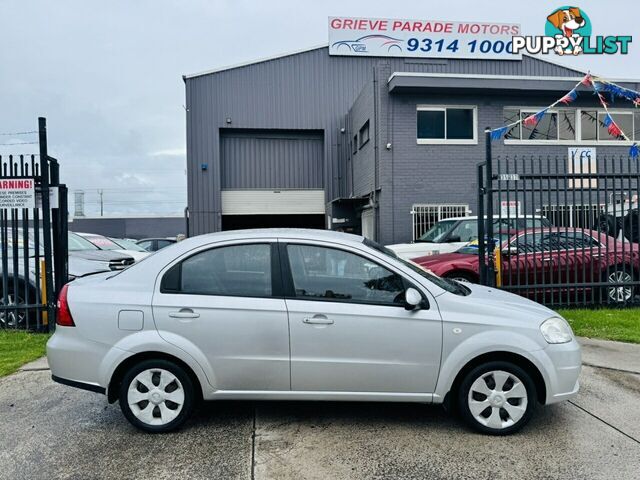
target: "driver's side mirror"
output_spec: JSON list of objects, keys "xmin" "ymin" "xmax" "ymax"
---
[
  {"xmin": 404, "ymin": 287, "xmax": 424, "ymax": 311},
  {"xmin": 501, "ymin": 246, "xmax": 519, "ymax": 257},
  {"xmin": 447, "ymin": 235, "xmax": 461, "ymax": 243}
]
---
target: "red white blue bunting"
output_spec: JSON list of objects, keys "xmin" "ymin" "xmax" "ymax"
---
[{"xmin": 490, "ymin": 74, "xmax": 640, "ymax": 158}]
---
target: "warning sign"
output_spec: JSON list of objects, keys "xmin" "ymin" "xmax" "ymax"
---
[{"xmin": 0, "ymin": 179, "xmax": 36, "ymax": 209}]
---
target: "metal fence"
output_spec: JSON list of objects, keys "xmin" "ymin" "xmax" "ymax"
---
[
  {"xmin": 411, "ymin": 204, "xmax": 470, "ymax": 241},
  {"xmin": 478, "ymin": 148, "xmax": 640, "ymax": 307},
  {"xmin": 0, "ymin": 118, "xmax": 68, "ymax": 331}
]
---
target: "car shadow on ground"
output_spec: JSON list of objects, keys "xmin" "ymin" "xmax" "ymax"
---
[{"xmin": 188, "ymin": 399, "xmax": 565, "ymax": 435}]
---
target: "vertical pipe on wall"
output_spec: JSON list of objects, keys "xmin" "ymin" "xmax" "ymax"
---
[{"xmin": 372, "ymin": 65, "xmax": 379, "ymax": 242}]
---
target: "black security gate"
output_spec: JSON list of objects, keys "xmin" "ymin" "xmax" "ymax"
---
[
  {"xmin": 478, "ymin": 132, "xmax": 640, "ymax": 307},
  {"xmin": 0, "ymin": 118, "xmax": 68, "ymax": 331}
]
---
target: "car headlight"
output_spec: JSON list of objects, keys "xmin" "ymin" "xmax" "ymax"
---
[{"xmin": 540, "ymin": 317, "xmax": 574, "ymax": 344}]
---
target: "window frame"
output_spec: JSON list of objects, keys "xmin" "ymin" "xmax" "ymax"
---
[
  {"xmin": 159, "ymin": 241, "xmax": 283, "ymax": 299},
  {"xmin": 278, "ymin": 241, "xmax": 423, "ymax": 308},
  {"xmin": 503, "ymin": 107, "xmax": 637, "ymax": 146},
  {"xmin": 358, "ymin": 120, "xmax": 370, "ymax": 149},
  {"xmin": 416, "ymin": 105, "xmax": 478, "ymax": 145}
]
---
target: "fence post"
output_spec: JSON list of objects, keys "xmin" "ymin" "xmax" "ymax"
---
[
  {"xmin": 57, "ymin": 184, "xmax": 69, "ymax": 288},
  {"xmin": 484, "ymin": 128, "xmax": 496, "ymax": 287},
  {"xmin": 37, "ymin": 117, "xmax": 56, "ymax": 331},
  {"xmin": 477, "ymin": 162, "xmax": 486, "ymax": 285}
]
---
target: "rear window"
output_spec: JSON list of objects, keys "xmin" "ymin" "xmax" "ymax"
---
[{"xmin": 161, "ymin": 243, "xmax": 272, "ymax": 297}]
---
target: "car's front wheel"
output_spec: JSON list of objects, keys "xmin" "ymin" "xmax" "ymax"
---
[
  {"xmin": 119, "ymin": 359, "xmax": 195, "ymax": 433},
  {"xmin": 458, "ymin": 361, "xmax": 536, "ymax": 435}
]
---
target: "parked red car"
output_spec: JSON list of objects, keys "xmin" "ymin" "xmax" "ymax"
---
[{"xmin": 412, "ymin": 228, "xmax": 639, "ymax": 304}]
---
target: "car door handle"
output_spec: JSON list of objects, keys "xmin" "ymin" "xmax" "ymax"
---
[
  {"xmin": 303, "ymin": 315, "xmax": 334, "ymax": 325},
  {"xmin": 168, "ymin": 309, "xmax": 200, "ymax": 319}
]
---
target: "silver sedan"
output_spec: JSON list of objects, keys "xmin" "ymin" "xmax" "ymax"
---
[{"xmin": 47, "ymin": 229, "xmax": 581, "ymax": 435}]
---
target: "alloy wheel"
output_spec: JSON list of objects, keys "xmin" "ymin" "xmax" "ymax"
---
[
  {"xmin": 607, "ymin": 270, "xmax": 633, "ymax": 303},
  {"xmin": 0, "ymin": 294, "xmax": 26, "ymax": 328},
  {"xmin": 467, "ymin": 370, "xmax": 528, "ymax": 430},
  {"xmin": 127, "ymin": 368, "xmax": 185, "ymax": 426}
]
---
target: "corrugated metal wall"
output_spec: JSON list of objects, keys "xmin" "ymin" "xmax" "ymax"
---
[
  {"xmin": 220, "ymin": 130, "xmax": 323, "ymax": 189},
  {"xmin": 185, "ymin": 47, "xmax": 585, "ymax": 235}
]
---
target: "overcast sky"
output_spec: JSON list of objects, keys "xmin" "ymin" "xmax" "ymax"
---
[{"xmin": 1, "ymin": 0, "xmax": 637, "ymax": 217}]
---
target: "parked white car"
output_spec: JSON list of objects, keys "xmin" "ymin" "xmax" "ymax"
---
[
  {"xmin": 48, "ymin": 229, "xmax": 580, "ymax": 435},
  {"xmin": 387, "ymin": 215, "xmax": 552, "ymax": 260},
  {"xmin": 75, "ymin": 232, "xmax": 150, "ymax": 262}
]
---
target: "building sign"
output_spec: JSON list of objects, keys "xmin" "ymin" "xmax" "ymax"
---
[
  {"xmin": 568, "ymin": 147, "xmax": 597, "ymax": 188},
  {"xmin": 500, "ymin": 200, "xmax": 521, "ymax": 217},
  {"xmin": 0, "ymin": 179, "xmax": 35, "ymax": 209},
  {"xmin": 328, "ymin": 16, "xmax": 522, "ymax": 60}
]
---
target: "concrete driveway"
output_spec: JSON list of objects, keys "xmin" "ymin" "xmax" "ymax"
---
[{"xmin": 1, "ymin": 338, "xmax": 639, "ymax": 480}]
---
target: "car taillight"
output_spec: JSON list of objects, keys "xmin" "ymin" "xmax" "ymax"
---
[{"xmin": 56, "ymin": 284, "xmax": 75, "ymax": 327}]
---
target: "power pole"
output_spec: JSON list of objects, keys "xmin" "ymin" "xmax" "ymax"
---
[{"xmin": 98, "ymin": 189, "xmax": 104, "ymax": 217}]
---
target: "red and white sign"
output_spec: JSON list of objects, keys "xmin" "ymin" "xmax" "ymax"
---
[
  {"xmin": 500, "ymin": 200, "xmax": 521, "ymax": 217},
  {"xmin": 0, "ymin": 179, "xmax": 35, "ymax": 209},
  {"xmin": 329, "ymin": 16, "xmax": 521, "ymax": 59}
]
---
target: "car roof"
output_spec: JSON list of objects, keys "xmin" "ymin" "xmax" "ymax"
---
[
  {"xmin": 137, "ymin": 237, "xmax": 177, "ymax": 242},
  {"xmin": 162, "ymin": 228, "xmax": 365, "ymax": 251}
]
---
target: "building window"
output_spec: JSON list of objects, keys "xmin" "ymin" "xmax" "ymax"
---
[
  {"xmin": 410, "ymin": 204, "xmax": 470, "ymax": 241},
  {"xmin": 352, "ymin": 134, "xmax": 358, "ymax": 154},
  {"xmin": 504, "ymin": 108, "xmax": 639, "ymax": 144},
  {"xmin": 417, "ymin": 106, "xmax": 477, "ymax": 144},
  {"xmin": 359, "ymin": 120, "xmax": 370, "ymax": 148}
]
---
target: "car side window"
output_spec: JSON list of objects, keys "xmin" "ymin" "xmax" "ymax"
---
[
  {"xmin": 555, "ymin": 232, "xmax": 600, "ymax": 250},
  {"xmin": 513, "ymin": 232, "xmax": 541, "ymax": 253},
  {"xmin": 162, "ymin": 243, "xmax": 272, "ymax": 297},
  {"xmin": 286, "ymin": 244, "xmax": 406, "ymax": 306},
  {"xmin": 138, "ymin": 240, "xmax": 153, "ymax": 251},
  {"xmin": 157, "ymin": 240, "xmax": 173, "ymax": 250},
  {"xmin": 448, "ymin": 221, "xmax": 478, "ymax": 242}
]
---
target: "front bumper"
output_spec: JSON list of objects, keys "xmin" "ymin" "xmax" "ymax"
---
[{"xmin": 536, "ymin": 338, "xmax": 582, "ymax": 404}]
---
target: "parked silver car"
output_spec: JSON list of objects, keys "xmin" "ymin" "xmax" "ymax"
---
[{"xmin": 47, "ymin": 229, "xmax": 581, "ymax": 435}]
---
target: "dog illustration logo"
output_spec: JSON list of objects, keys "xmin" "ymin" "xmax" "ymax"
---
[{"xmin": 545, "ymin": 6, "xmax": 591, "ymax": 55}]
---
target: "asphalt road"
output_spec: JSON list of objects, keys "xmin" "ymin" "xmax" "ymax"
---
[{"xmin": 0, "ymin": 339, "xmax": 639, "ymax": 480}]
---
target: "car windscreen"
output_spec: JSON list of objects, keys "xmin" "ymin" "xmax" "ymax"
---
[
  {"xmin": 456, "ymin": 233, "xmax": 513, "ymax": 255},
  {"xmin": 81, "ymin": 235, "xmax": 121, "ymax": 250},
  {"xmin": 417, "ymin": 220, "xmax": 458, "ymax": 243},
  {"xmin": 363, "ymin": 238, "xmax": 469, "ymax": 295},
  {"xmin": 68, "ymin": 233, "xmax": 99, "ymax": 251},
  {"xmin": 110, "ymin": 238, "xmax": 147, "ymax": 252}
]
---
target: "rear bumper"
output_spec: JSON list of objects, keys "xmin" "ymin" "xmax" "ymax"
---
[{"xmin": 47, "ymin": 327, "xmax": 111, "ymax": 391}]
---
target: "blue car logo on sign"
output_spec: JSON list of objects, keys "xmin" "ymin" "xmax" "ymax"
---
[{"xmin": 331, "ymin": 34, "xmax": 403, "ymax": 53}]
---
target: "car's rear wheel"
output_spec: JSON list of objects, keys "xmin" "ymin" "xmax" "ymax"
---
[
  {"xmin": 603, "ymin": 266, "xmax": 636, "ymax": 304},
  {"xmin": 458, "ymin": 361, "xmax": 536, "ymax": 435},
  {"xmin": 119, "ymin": 359, "xmax": 195, "ymax": 433},
  {"xmin": 0, "ymin": 285, "xmax": 39, "ymax": 330}
]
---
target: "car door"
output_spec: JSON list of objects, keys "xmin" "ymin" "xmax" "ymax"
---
[
  {"xmin": 281, "ymin": 241, "xmax": 442, "ymax": 394},
  {"xmin": 152, "ymin": 241, "xmax": 291, "ymax": 391}
]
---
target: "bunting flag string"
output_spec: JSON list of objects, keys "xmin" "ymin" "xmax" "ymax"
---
[{"xmin": 489, "ymin": 73, "xmax": 640, "ymax": 158}]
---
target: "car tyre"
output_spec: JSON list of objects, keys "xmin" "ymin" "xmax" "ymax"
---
[
  {"xmin": 119, "ymin": 359, "xmax": 195, "ymax": 433},
  {"xmin": 602, "ymin": 265, "xmax": 636, "ymax": 305},
  {"xmin": 598, "ymin": 213, "xmax": 624, "ymax": 239},
  {"xmin": 458, "ymin": 361, "xmax": 536, "ymax": 435}
]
